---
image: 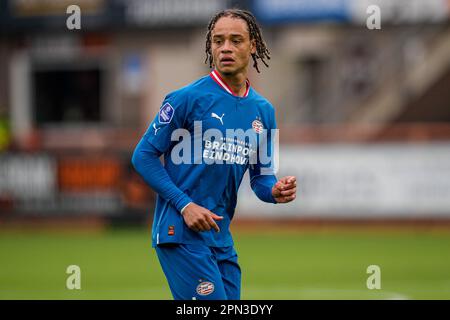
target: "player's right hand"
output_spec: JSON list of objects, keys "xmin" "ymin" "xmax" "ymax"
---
[{"xmin": 181, "ymin": 202, "xmax": 223, "ymax": 233}]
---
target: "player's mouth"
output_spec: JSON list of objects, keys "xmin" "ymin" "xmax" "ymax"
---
[{"xmin": 220, "ymin": 57, "xmax": 235, "ymax": 65}]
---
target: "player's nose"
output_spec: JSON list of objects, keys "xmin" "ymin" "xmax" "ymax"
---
[{"xmin": 221, "ymin": 40, "xmax": 233, "ymax": 52}]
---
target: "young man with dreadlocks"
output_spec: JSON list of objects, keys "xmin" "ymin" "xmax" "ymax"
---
[{"xmin": 132, "ymin": 9, "xmax": 296, "ymax": 300}]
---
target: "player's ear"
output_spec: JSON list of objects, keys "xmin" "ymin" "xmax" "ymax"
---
[{"xmin": 250, "ymin": 39, "xmax": 256, "ymax": 55}]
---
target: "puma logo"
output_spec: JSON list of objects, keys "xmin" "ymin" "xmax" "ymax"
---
[
  {"xmin": 153, "ymin": 123, "xmax": 160, "ymax": 135},
  {"xmin": 211, "ymin": 112, "xmax": 225, "ymax": 125}
]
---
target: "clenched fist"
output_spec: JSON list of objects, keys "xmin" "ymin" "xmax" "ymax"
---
[{"xmin": 272, "ymin": 176, "xmax": 297, "ymax": 203}]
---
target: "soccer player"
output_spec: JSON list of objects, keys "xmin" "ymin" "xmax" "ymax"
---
[{"xmin": 132, "ymin": 9, "xmax": 296, "ymax": 300}]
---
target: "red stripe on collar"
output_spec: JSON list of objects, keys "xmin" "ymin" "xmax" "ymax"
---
[
  {"xmin": 243, "ymin": 79, "xmax": 250, "ymax": 97},
  {"xmin": 210, "ymin": 70, "xmax": 250, "ymax": 98}
]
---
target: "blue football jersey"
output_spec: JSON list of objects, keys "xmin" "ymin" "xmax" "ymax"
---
[{"xmin": 143, "ymin": 70, "xmax": 277, "ymax": 247}]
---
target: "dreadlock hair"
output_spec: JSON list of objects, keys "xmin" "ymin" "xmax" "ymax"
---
[{"xmin": 205, "ymin": 9, "xmax": 270, "ymax": 73}]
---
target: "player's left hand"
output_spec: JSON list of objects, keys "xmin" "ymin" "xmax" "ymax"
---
[{"xmin": 272, "ymin": 176, "xmax": 297, "ymax": 203}]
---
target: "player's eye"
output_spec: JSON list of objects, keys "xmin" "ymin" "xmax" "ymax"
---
[
  {"xmin": 213, "ymin": 39, "xmax": 222, "ymax": 45},
  {"xmin": 232, "ymin": 39, "xmax": 241, "ymax": 44}
]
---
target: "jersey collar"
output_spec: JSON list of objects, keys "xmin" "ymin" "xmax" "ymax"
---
[{"xmin": 210, "ymin": 69, "xmax": 250, "ymax": 98}]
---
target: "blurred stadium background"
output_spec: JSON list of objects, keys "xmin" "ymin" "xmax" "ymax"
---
[{"xmin": 1, "ymin": 0, "xmax": 450, "ymax": 299}]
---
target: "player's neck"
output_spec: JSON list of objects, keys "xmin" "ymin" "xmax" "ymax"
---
[{"xmin": 216, "ymin": 69, "xmax": 248, "ymax": 97}]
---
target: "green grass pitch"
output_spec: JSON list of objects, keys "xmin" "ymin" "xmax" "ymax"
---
[{"xmin": 1, "ymin": 227, "xmax": 450, "ymax": 299}]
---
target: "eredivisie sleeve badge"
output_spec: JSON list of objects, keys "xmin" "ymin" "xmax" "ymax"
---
[{"xmin": 159, "ymin": 103, "xmax": 175, "ymax": 124}]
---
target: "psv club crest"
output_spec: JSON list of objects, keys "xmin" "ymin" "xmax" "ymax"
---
[
  {"xmin": 252, "ymin": 119, "xmax": 264, "ymax": 134},
  {"xmin": 196, "ymin": 281, "xmax": 214, "ymax": 296}
]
